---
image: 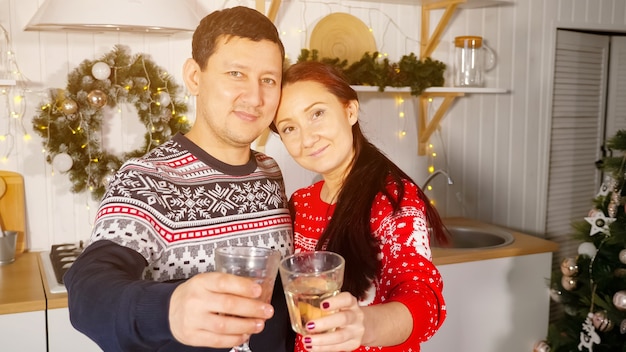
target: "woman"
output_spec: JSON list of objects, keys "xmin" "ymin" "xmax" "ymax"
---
[{"xmin": 272, "ymin": 60, "xmax": 448, "ymax": 352}]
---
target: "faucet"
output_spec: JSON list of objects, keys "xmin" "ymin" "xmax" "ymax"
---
[{"xmin": 421, "ymin": 169, "xmax": 454, "ymax": 190}]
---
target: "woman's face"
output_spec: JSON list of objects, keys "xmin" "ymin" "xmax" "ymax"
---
[{"xmin": 274, "ymin": 80, "xmax": 358, "ymax": 178}]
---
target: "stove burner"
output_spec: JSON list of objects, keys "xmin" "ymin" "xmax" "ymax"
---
[{"xmin": 49, "ymin": 241, "xmax": 83, "ymax": 284}]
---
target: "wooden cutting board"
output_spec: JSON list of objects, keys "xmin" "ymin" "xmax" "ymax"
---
[{"xmin": 0, "ymin": 171, "xmax": 26, "ymax": 254}]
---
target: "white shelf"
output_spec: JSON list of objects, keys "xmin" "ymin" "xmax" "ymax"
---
[
  {"xmin": 0, "ymin": 79, "xmax": 16, "ymax": 86},
  {"xmin": 352, "ymin": 85, "xmax": 507, "ymax": 94},
  {"xmin": 424, "ymin": 87, "xmax": 507, "ymax": 93},
  {"xmin": 357, "ymin": 0, "xmax": 512, "ymax": 8},
  {"xmin": 419, "ymin": 0, "xmax": 512, "ymax": 8}
]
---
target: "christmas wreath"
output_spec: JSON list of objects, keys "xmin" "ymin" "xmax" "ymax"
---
[{"xmin": 32, "ymin": 45, "xmax": 191, "ymax": 200}]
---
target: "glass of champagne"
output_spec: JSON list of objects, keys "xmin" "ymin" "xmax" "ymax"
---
[
  {"xmin": 279, "ymin": 251, "xmax": 345, "ymax": 335},
  {"xmin": 214, "ymin": 246, "xmax": 281, "ymax": 352}
]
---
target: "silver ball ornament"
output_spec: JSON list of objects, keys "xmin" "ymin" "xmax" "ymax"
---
[
  {"xmin": 613, "ymin": 290, "xmax": 626, "ymax": 311},
  {"xmin": 52, "ymin": 153, "xmax": 73, "ymax": 173},
  {"xmin": 101, "ymin": 171, "xmax": 115, "ymax": 187},
  {"xmin": 81, "ymin": 75, "xmax": 94, "ymax": 85},
  {"xmin": 619, "ymin": 249, "xmax": 626, "ymax": 264},
  {"xmin": 608, "ymin": 203, "xmax": 618, "ymax": 218},
  {"xmin": 91, "ymin": 62, "xmax": 111, "ymax": 80},
  {"xmin": 561, "ymin": 275, "xmax": 577, "ymax": 291},
  {"xmin": 157, "ymin": 91, "xmax": 171, "ymax": 106},
  {"xmin": 61, "ymin": 98, "xmax": 78, "ymax": 115},
  {"xmin": 592, "ymin": 310, "xmax": 613, "ymax": 332},
  {"xmin": 533, "ymin": 340, "xmax": 551, "ymax": 352},
  {"xmin": 87, "ymin": 89, "xmax": 107, "ymax": 108},
  {"xmin": 560, "ymin": 257, "xmax": 579, "ymax": 276},
  {"xmin": 612, "ymin": 191, "xmax": 621, "ymax": 203},
  {"xmin": 578, "ymin": 242, "xmax": 597, "ymax": 257}
]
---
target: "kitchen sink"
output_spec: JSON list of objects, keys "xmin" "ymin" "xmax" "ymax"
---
[{"xmin": 434, "ymin": 221, "xmax": 515, "ymax": 249}]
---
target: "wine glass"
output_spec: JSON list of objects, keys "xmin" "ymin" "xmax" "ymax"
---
[
  {"xmin": 214, "ymin": 246, "xmax": 281, "ymax": 352},
  {"xmin": 279, "ymin": 251, "xmax": 345, "ymax": 335}
]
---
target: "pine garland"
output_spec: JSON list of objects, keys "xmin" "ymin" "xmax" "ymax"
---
[
  {"xmin": 32, "ymin": 45, "xmax": 191, "ymax": 200},
  {"xmin": 296, "ymin": 49, "xmax": 446, "ymax": 96}
]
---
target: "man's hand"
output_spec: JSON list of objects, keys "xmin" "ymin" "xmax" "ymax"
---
[{"xmin": 169, "ymin": 272, "xmax": 275, "ymax": 347}]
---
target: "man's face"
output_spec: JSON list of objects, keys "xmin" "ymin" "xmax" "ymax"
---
[{"xmin": 188, "ymin": 36, "xmax": 283, "ymax": 150}]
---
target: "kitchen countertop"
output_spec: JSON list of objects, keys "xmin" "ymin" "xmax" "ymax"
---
[
  {"xmin": 0, "ymin": 251, "xmax": 46, "ymax": 315},
  {"xmin": 1, "ymin": 218, "xmax": 559, "ymax": 314},
  {"xmin": 432, "ymin": 217, "xmax": 559, "ymax": 265}
]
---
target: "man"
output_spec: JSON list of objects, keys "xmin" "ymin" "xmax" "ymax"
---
[{"xmin": 64, "ymin": 6, "xmax": 294, "ymax": 351}]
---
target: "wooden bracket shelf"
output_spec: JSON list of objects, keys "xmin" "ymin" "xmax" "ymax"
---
[
  {"xmin": 418, "ymin": 91, "xmax": 464, "ymax": 154},
  {"xmin": 0, "ymin": 79, "xmax": 16, "ymax": 86},
  {"xmin": 418, "ymin": 88, "xmax": 507, "ymax": 155},
  {"xmin": 420, "ymin": 0, "xmax": 465, "ymax": 59},
  {"xmin": 418, "ymin": 0, "xmax": 511, "ymax": 59},
  {"xmin": 255, "ymin": 0, "xmax": 281, "ymax": 22}
]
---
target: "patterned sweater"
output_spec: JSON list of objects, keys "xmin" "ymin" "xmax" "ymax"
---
[
  {"xmin": 64, "ymin": 133, "xmax": 294, "ymax": 352},
  {"xmin": 290, "ymin": 180, "xmax": 446, "ymax": 352}
]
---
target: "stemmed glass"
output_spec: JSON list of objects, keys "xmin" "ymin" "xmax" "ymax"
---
[{"xmin": 214, "ymin": 246, "xmax": 281, "ymax": 352}]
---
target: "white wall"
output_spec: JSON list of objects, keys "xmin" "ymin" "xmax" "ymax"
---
[{"xmin": 1, "ymin": 0, "xmax": 625, "ymax": 251}]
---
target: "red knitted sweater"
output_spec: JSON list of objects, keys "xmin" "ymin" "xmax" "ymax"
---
[{"xmin": 289, "ymin": 180, "xmax": 446, "ymax": 352}]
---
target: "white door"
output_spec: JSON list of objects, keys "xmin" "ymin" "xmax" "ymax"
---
[
  {"xmin": 605, "ymin": 36, "xmax": 626, "ymax": 137},
  {"xmin": 546, "ymin": 29, "xmax": 611, "ymax": 320}
]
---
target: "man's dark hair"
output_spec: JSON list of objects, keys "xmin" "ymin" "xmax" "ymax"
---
[{"xmin": 192, "ymin": 6, "xmax": 285, "ymax": 70}]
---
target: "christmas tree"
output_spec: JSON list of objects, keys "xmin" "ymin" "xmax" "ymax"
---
[{"xmin": 536, "ymin": 130, "xmax": 626, "ymax": 352}]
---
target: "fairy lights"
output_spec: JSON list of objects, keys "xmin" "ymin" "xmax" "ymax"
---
[
  {"xmin": 426, "ymin": 93, "xmax": 438, "ymax": 189},
  {"xmin": 1, "ymin": 24, "xmax": 31, "ymax": 162}
]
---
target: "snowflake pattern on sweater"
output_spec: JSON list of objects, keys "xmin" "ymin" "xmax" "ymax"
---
[
  {"xmin": 89, "ymin": 133, "xmax": 294, "ymax": 281},
  {"xmin": 290, "ymin": 180, "xmax": 446, "ymax": 352}
]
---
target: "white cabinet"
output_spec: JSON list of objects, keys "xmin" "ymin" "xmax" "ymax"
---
[
  {"xmin": 0, "ymin": 310, "xmax": 47, "ymax": 351},
  {"xmin": 423, "ymin": 252, "xmax": 553, "ymax": 352},
  {"xmin": 47, "ymin": 307, "xmax": 102, "ymax": 352}
]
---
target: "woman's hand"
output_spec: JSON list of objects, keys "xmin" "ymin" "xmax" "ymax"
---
[{"xmin": 300, "ymin": 291, "xmax": 366, "ymax": 351}]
